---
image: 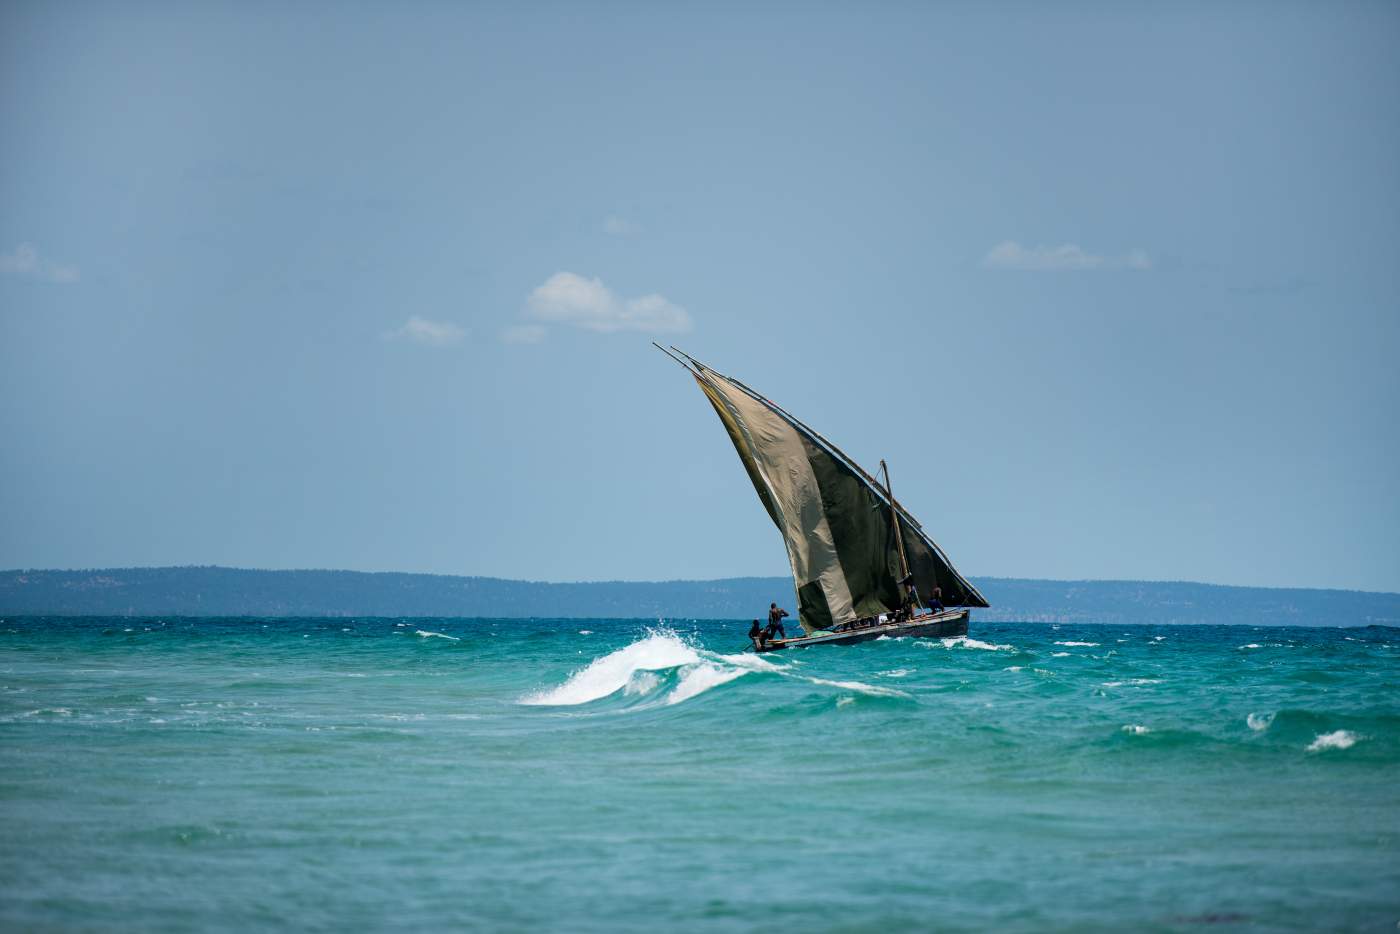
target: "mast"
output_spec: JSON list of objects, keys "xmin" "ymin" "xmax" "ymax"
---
[{"xmin": 880, "ymin": 459, "xmax": 920, "ymax": 611}]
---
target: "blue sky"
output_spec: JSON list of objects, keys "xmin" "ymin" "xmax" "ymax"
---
[{"xmin": 2, "ymin": 1, "xmax": 1397, "ymax": 592}]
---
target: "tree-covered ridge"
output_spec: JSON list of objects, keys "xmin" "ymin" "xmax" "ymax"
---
[{"xmin": 1, "ymin": 566, "xmax": 1396, "ymax": 627}]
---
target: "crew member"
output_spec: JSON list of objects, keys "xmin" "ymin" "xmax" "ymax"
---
[
  {"xmin": 766, "ymin": 602, "xmax": 789, "ymax": 640},
  {"xmin": 748, "ymin": 619, "xmax": 765, "ymax": 650}
]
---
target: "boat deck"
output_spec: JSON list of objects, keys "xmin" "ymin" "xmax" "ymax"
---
[{"xmin": 754, "ymin": 608, "xmax": 970, "ymax": 652}]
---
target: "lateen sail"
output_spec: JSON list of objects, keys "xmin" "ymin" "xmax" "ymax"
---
[{"xmin": 682, "ymin": 354, "xmax": 988, "ymax": 633}]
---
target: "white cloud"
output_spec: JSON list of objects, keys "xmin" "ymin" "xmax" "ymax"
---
[
  {"xmin": 525, "ymin": 271, "xmax": 692, "ymax": 334},
  {"xmin": 1, "ymin": 243, "xmax": 79, "ymax": 284},
  {"xmin": 601, "ymin": 215, "xmax": 642, "ymax": 236},
  {"xmin": 383, "ymin": 315, "xmax": 467, "ymax": 346},
  {"xmin": 982, "ymin": 241, "xmax": 1151, "ymax": 272},
  {"xmin": 501, "ymin": 324, "xmax": 548, "ymax": 344}
]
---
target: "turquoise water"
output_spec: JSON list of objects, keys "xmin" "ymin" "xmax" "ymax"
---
[{"xmin": 1, "ymin": 617, "xmax": 1396, "ymax": 932}]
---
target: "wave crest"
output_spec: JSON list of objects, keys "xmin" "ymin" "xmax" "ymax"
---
[
  {"xmin": 924, "ymin": 636, "xmax": 1014, "ymax": 652},
  {"xmin": 1307, "ymin": 730, "xmax": 1362, "ymax": 752},
  {"xmin": 1247, "ymin": 712, "xmax": 1274, "ymax": 732},
  {"xmin": 520, "ymin": 629, "xmax": 906, "ymax": 709},
  {"xmin": 521, "ymin": 630, "xmax": 703, "ymax": 706}
]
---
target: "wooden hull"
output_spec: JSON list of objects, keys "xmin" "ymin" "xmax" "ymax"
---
[{"xmin": 753, "ymin": 608, "xmax": 970, "ymax": 652}]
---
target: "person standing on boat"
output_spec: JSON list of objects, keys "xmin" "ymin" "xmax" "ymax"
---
[
  {"xmin": 928, "ymin": 585, "xmax": 944, "ymax": 613},
  {"xmin": 904, "ymin": 583, "xmax": 921, "ymax": 618},
  {"xmin": 766, "ymin": 602, "xmax": 789, "ymax": 640}
]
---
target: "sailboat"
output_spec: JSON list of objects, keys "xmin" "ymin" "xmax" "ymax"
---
[{"xmin": 656, "ymin": 346, "xmax": 989, "ymax": 652}]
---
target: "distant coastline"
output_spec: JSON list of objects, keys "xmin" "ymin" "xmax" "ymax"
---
[{"xmin": 1, "ymin": 566, "xmax": 1396, "ymax": 627}]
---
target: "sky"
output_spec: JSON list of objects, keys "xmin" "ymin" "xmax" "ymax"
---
[{"xmin": 2, "ymin": 1, "xmax": 1397, "ymax": 593}]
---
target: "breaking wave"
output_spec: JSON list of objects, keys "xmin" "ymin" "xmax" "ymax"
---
[
  {"xmin": 1307, "ymin": 730, "xmax": 1362, "ymax": 752},
  {"xmin": 520, "ymin": 631, "xmax": 703, "ymax": 706},
  {"xmin": 415, "ymin": 630, "xmax": 460, "ymax": 641},
  {"xmin": 1247, "ymin": 712, "xmax": 1275, "ymax": 732},
  {"xmin": 519, "ymin": 629, "xmax": 906, "ymax": 708}
]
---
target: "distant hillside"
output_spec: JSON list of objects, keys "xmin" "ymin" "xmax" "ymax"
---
[{"xmin": 1, "ymin": 566, "xmax": 1396, "ymax": 627}]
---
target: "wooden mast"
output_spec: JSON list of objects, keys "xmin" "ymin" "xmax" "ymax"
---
[{"xmin": 880, "ymin": 459, "xmax": 919, "ymax": 614}]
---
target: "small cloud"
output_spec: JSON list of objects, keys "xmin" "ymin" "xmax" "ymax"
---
[
  {"xmin": 1, "ymin": 243, "xmax": 79, "ymax": 284},
  {"xmin": 383, "ymin": 315, "xmax": 467, "ymax": 346},
  {"xmin": 982, "ymin": 241, "xmax": 1151, "ymax": 272},
  {"xmin": 501, "ymin": 324, "xmax": 548, "ymax": 344},
  {"xmin": 525, "ymin": 271, "xmax": 691, "ymax": 334},
  {"xmin": 601, "ymin": 215, "xmax": 642, "ymax": 236}
]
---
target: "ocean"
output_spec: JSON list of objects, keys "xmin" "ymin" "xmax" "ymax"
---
[{"xmin": 1, "ymin": 617, "xmax": 1396, "ymax": 932}]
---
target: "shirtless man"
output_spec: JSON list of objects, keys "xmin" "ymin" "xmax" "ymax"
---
[{"xmin": 766, "ymin": 602, "xmax": 789, "ymax": 640}]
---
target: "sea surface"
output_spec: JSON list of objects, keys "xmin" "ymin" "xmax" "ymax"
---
[{"xmin": 1, "ymin": 617, "xmax": 1396, "ymax": 933}]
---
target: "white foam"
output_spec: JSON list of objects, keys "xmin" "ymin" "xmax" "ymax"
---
[
  {"xmin": 415, "ymin": 630, "xmax": 460, "ymax": 641},
  {"xmin": 1152, "ymin": 636, "xmax": 1166, "ymax": 642},
  {"xmin": 1239, "ymin": 643, "xmax": 1262, "ymax": 650},
  {"xmin": 936, "ymin": 636, "xmax": 1013, "ymax": 651},
  {"xmin": 804, "ymin": 676, "xmax": 909, "ymax": 698},
  {"xmin": 1050, "ymin": 651, "xmax": 1071, "ymax": 658},
  {"xmin": 1005, "ymin": 666, "xmax": 1025, "ymax": 672},
  {"xmin": 1246, "ymin": 712, "xmax": 1274, "ymax": 732},
  {"xmin": 521, "ymin": 631, "xmax": 702, "ymax": 706},
  {"xmin": 578, "ymin": 630, "xmax": 593, "ymax": 635},
  {"xmin": 836, "ymin": 696, "xmax": 855, "ymax": 708},
  {"xmin": 15, "ymin": 707, "xmax": 73, "ymax": 719},
  {"xmin": 713, "ymin": 652, "xmax": 786, "ymax": 672},
  {"xmin": 1122, "ymin": 724, "xmax": 1152, "ymax": 735},
  {"xmin": 1102, "ymin": 678, "xmax": 1162, "ymax": 687},
  {"xmin": 623, "ymin": 671, "xmax": 661, "ymax": 696},
  {"xmin": 667, "ymin": 663, "xmax": 746, "ymax": 705},
  {"xmin": 879, "ymin": 668, "xmax": 912, "ymax": 679},
  {"xmin": 1307, "ymin": 730, "xmax": 1362, "ymax": 752},
  {"xmin": 1054, "ymin": 641, "xmax": 1098, "ymax": 647}
]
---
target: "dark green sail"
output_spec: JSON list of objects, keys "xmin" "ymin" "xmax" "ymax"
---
[{"xmin": 683, "ymin": 354, "xmax": 987, "ymax": 633}]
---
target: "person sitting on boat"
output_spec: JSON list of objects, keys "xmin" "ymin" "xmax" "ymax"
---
[
  {"xmin": 767, "ymin": 602, "xmax": 789, "ymax": 640},
  {"xmin": 748, "ymin": 619, "xmax": 765, "ymax": 650},
  {"xmin": 928, "ymin": 585, "xmax": 944, "ymax": 614}
]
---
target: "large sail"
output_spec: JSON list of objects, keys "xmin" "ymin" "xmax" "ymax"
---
[{"xmin": 681, "ymin": 354, "xmax": 988, "ymax": 633}]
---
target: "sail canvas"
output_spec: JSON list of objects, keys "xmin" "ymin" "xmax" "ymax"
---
[{"xmin": 685, "ymin": 357, "xmax": 987, "ymax": 633}]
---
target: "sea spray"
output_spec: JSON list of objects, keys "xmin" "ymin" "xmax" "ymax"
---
[
  {"xmin": 521, "ymin": 630, "xmax": 703, "ymax": 706},
  {"xmin": 1307, "ymin": 730, "xmax": 1363, "ymax": 752}
]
